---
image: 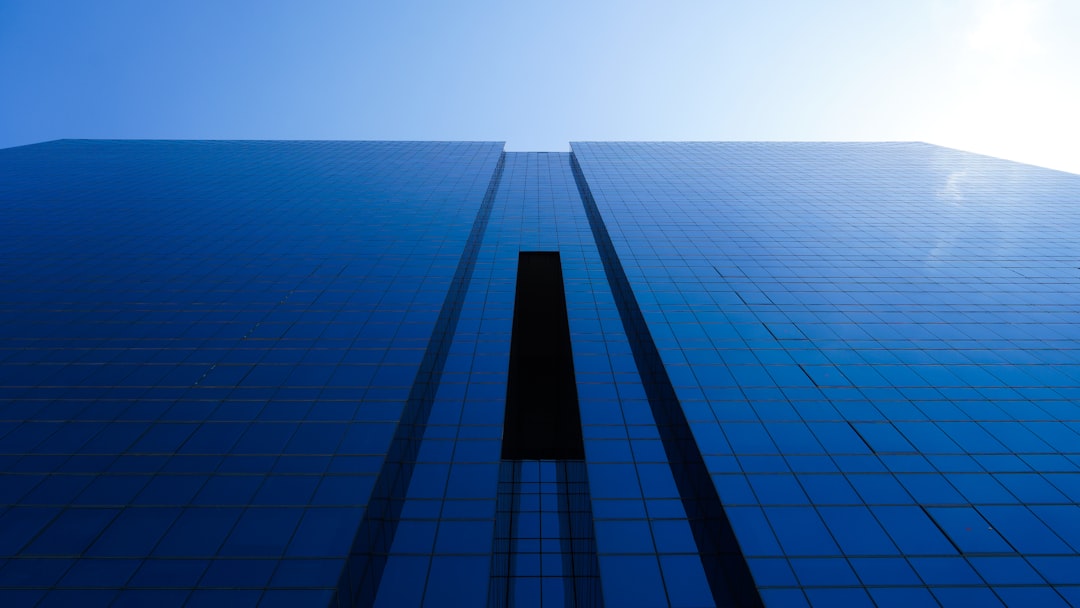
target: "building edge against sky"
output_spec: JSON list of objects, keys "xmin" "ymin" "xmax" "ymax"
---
[{"xmin": 1, "ymin": 140, "xmax": 1080, "ymax": 607}]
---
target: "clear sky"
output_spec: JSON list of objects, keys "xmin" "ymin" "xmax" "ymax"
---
[{"xmin": 2, "ymin": 0, "xmax": 1078, "ymax": 173}]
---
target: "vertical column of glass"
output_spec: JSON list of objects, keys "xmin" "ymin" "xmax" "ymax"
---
[
  {"xmin": 481, "ymin": 154, "xmax": 607, "ymax": 607},
  {"xmin": 371, "ymin": 151, "xmax": 722, "ymax": 608},
  {"xmin": 485, "ymin": 153, "xmax": 719, "ymax": 607}
]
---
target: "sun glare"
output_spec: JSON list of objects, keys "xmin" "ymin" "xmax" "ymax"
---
[
  {"xmin": 966, "ymin": 0, "xmax": 1040, "ymax": 59},
  {"xmin": 923, "ymin": 0, "xmax": 1080, "ymax": 175}
]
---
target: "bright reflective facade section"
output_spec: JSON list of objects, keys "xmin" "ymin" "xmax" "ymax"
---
[
  {"xmin": 1, "ymin": 140, "xmax": 1080, "ymax": 607},
  {"xmin": 573, "ymin": 142, "xmax": 1080, "ymax": 608}
]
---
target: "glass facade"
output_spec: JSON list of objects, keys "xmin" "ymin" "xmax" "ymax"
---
[{"xmin": 1, "ymin": 140, "xmax": 1079, "ymax": 607}]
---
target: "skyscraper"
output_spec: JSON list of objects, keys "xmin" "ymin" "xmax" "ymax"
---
[{"xmin": 1, "ymin": 140, "xmax": 1079, "ymax": 607}]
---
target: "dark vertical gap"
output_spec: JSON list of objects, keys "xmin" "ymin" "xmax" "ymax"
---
[
  {"xmin": 571, "ymin": 152, "xmax": 765, "ymax": 608},
  {"xmin": 502, "ymin": 252, "xmax": 584, "ymax": 460},
  {"xmin": 333, "ymin": 152, "xmax": 505, "ymax": 608},
  {"xmin": 489, "ymin": 251, "xmax": 602, "ymax": 607}
]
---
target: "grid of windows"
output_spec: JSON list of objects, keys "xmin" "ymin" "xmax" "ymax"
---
[
  {"xmin": 0, "ymin": 140, "xmax": 504, "ymax": 607},
  {"xmin": 1, "ymin": 139, "xmax": 1079, "ymax": 607},
  {"xmin": 572, "ymin": 141, "xmax": 1080, "ymax": 607},
  {"xmin": 489, "ymin": 460, "xmax": 602, "ymax": 608}
]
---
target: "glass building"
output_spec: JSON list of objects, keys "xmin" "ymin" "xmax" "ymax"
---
[{"xmin": 1, "ymin": 140, "xmax": 1079, "ymax": 607}]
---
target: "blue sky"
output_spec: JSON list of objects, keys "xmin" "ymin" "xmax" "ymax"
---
[{"xmin": 2, "ymin": 0, "xmax": 1077, "ymax": 173}]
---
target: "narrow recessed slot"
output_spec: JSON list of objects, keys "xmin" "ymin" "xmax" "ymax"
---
[{"xmin": 502, "ymin": 251, "xmax": 584, "ymax": 460}]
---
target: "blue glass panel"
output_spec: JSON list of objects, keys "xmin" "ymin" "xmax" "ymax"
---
[
  {"xmin": 5, "ymin": 140, "xmax": 1080, "ymax": 604},
  {"xmin": 597, "ymin": 555, "xmax": 668, "ymax": 607}
]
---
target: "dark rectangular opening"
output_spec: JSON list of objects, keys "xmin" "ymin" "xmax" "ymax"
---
[{"xmin": 502, "ymin": 251, "xmax": 584, "ymax": 460}]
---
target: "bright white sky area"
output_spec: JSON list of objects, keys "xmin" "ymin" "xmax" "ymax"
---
[{"xmin": 1, "ymin": 0, "xmax": 1077, "ymax": 174}]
